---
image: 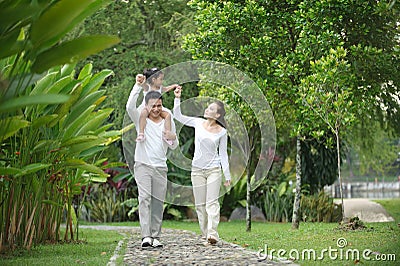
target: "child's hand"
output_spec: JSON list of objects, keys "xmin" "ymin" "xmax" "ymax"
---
[
  {"xmin": 136, "ymin": 74, "xmax": 146, "ymax": 85},
  {"xmin": 164, "ymin": 84, "xmax": 181, "ymax": 92},
  {"xmin": 174, "ymin": 87, "xmax": 182, "ymax": 98}
]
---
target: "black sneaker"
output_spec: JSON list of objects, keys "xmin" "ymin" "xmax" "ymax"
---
[{"xmin": 141, "ymin": 237, "xmax": 152, "ymax": 248}]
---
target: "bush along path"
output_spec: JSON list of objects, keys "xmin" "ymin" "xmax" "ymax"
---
[{"xmin": 121, "ymin": 227, "xmax": 295, "ymax": 266}]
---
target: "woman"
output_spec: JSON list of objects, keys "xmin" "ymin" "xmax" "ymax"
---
[{"xmin": 173, "ymin": 87, "xmax": 231, "ymax": 245}]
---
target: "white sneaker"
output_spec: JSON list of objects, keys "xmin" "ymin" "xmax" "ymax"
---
[
  {"xmin": 141, "ymin": 237, "xmax": 152, "ymax": 248},
  {"xmin": 152, "ymin": 238, "xmax": 163, "ymax": 248}
]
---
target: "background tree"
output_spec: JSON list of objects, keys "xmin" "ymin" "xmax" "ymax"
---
[
  {"xmin": 299, "ymin": 47, "xmax": 358, "ymax": 221},
  {"xmin": 182, "ymin": 0, "xmax": 400, "ymax": 229}
]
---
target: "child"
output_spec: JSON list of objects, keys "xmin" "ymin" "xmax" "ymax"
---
[{"xmin": 136, "ymin": 68, "xmax": 180, "ymax": 145}]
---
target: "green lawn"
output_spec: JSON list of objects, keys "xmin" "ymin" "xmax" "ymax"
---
[
  {"xmin": 374, "ymin": 198, "xmax": 400, "ymax": 222},
  {"xmin": 2, "ymin": 199, "xmax": 399, "ymax": 265},
  {"xmin": 0, "ymin": 228, "xmax": 124, "ymax": 266}
]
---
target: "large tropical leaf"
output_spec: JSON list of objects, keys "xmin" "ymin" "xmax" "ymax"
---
[
  {"xmin": 48, "ymin": 82, "xmax": 83, "ymax": 127},
  {"xmin": 74, "ymin": 108, "xmax": 113, "ymax": 136},
  {"xmin": 15, "ymin": 163, "xmax": 52, "ymax": 177},
  {"xmin": 63, "ymin": 159, "xmax": 108, "ymax": 178},
  {"xmin": 67, "ymin": 138, "xmax": 106, "ymax": 155},
  {"xmin": 30, "ymin": 0, "xmax": 111, "ymax": 50},
  {"xmin": 0, "ymin": 94, "xmax": 70, "ymax": 113},
  {"xmin": 0, "ymin": 116, "xmax": 30, "ymax": 140},
  {"xmin": 29, "ymin": 72, "xmax": 59, "ymax": 95},
  {"xmin": 80, "ymin": 69, "xmax": 113, "ymax": 96},
  {"xmin": 31, "ymin": 35, "xmax": 120, "ymax": 73},
  {"xmin": 0, "ymin": 1, "xmax": 46, "ymax": 36},
  {"xmin": 62, "ymin": 105, "xmax": 96, "ymax": 139},
  {"xmin": 0, "ymin": 28, "xmax": 24, "ymax": 59},
  {"xmin": 64, "ymin": 90, "xmax": 106, "ymax": 126},
  {"xmin": 0, "ymin": 166, "xmax": 22, "ymax": 176}
]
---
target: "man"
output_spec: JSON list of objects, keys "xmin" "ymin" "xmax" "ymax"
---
[{"xmin": 126, "ymin": 73, "xmax": 178, "ymax": 248}]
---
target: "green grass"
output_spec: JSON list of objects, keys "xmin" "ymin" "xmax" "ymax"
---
[
  {"xmin": 0, "ymin": 228, "xmax": 124, "ymax": 266},
  {"xmin": 373, "ymin": 198, "xmax": 400, "ymax": 222},
  {"xmin": 216, "ymin": 221, "xmax": 399, "ymax": 265},
  {"xmin": 2, "ymin": 200, "xmax": 399, "ymax": 265}
]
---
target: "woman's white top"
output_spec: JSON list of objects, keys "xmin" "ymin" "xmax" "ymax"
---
[{"xmin": 173, "ymin": 98, "xmax": 231, "ymax": 181}]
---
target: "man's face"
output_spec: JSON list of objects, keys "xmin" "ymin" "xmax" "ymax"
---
[{"xmin": 146, "ymin": 98, "xmax": 163, "ymax": 119}]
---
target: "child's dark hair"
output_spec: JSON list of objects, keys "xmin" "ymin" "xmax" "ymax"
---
[
  {"xmin": 143, "ymin": 67, "xmax": 163, "ymax": 85},
  {"xmin": 145, "ymin": 90, "xmax": 163, "ymax": 104},
  {"xmin": 214, "ymin": 100, "xmax": 227, "ymax": 129}
]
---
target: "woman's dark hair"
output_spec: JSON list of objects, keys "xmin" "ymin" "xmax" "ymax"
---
[
  {"xmin": 214, "ymin": 100, "xmax": 227, "ymax": 129},
  {"xmin": 143, "ymin": 67, "xmax": 163, "ymax": 85}
]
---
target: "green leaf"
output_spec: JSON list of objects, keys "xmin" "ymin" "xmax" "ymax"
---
[
  {"xmin": 62, "ymin": 104, "xmax": 96, "ymax": 139},
  {"xmin": 64, "ymin": 90, "xmax": 106, "ymax": 126},
  {"xmin": 0, "ymin": 2, "xmax": 45, "ymax": 33},
  {"xmin": 30, "ymin": 0, "xmax": 111, "ymax": 49},
  {"xmin": 0, "ymin": 28, "xmax": 24, "ymax": 59},
  {"xmin": 49, "ymin": 82, "xmax": 83, "ymax": 127},
  {"xmin": 0, "ymin": 116, "xmax": 30, "ymax": 140},
  {"xmin": 0, "ymin": 94, "xmax": 70, "ymax": 113},
  {"xmin": 30, "ymin": 72, "xmax": 58, "ymax": 95},
  {"xmin": 78, "ymin": 146, "xmax": 107, "ymax": 158},
  {"xmin": 81, "ymin": 69, "xmax": 113, "ymax": 96},
  {"xmin": 61, "ymin": 63, "xmax": 77, "ymax": 77},
  {"xmin": 31, "ymin": 35, "xmax": 120, "ymax": 73},
  {"xmin": 0, "ymin": 167, "xmax": 22, "ymax": 175},
  {"xmin": 31, "ymin": 114, "xmax": 58, "ymax": 129},
  {"xmin": 67, "ymin": 138, "xmax": 106, "ymax": 155},
  {"xmin": 238, "ymin": 199, "xmax": 247, "ymax": 208},
  {"xmin": 75, "ymin": 108, "xmax": 113, "ymax": 136},
  {"xmin": 78, "ymin": 63, "xmax": 93, "ymax": 80},
  {"xmin": 61, "ymin": 135, "xmax": 100, "ymax": 147},
  {"xmin": 63, "ymin": 159, "xmax": 108, "ymax": 178},
  {"xmin": 42, "ymin": 200, "xmax": 63, "ymax": 208},
  {"xmin": 15, "ymin": 163, "xmax": 52, "ymax": 177}
]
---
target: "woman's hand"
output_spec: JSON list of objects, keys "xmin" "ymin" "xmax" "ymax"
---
[
  {"xmin": 224, "ymin": 180, "xmax": 231, "ymax": 187},
  {"xmin": 174, "ymin": 87, "xmax": 182, "ymax": 98},
  {"xmin": 136, "ymin": 74, "xmax": 146, "ymax": 85}
]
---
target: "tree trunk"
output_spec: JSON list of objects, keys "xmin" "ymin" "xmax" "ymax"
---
[
  {"xmin": 292, "ymin": 137, "xmax": 302, "ymax": 229},
  {"xmin": 246, "ymin": 167, "xmax": 251, "ymax": 232},
  {"xmin": 336, "ymin": 128, "xmax": 345, "ymax": 222}
]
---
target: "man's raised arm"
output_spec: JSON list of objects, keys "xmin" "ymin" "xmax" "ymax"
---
[{"xmin": 126, "ymin": 83, "xmax": 142, "ymax": 125}]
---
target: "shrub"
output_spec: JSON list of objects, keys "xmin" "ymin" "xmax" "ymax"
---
[{"xmin": 300, "ymin": 190, "xmax": 342, "ymax": 222}]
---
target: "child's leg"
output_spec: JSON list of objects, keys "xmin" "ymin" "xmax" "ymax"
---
[
  {"xmin": 160, "ymin": 111, "xmax": 171, "ymax": 134},
  {"xmin": 136, "ymin": 108, "xmax": 148, "ymax": 142},
  {"xmin": 160, "ymin": 111, "xmax": 173, "ymax": 145}
]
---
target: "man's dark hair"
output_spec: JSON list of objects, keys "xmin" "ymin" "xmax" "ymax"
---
[{"xmin": 145, "ymin": 90, "xmax": 163, "ymax": 105}]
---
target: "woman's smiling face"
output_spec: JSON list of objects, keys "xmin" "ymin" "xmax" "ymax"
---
[{"xmin": 204, "ymin": 103, "xmax": 220, "ymax": 120}]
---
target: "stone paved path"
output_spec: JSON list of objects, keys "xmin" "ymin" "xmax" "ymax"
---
[{"xmin": 123, "ymin": 228, "xmax": 295, "ymax": 266}]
